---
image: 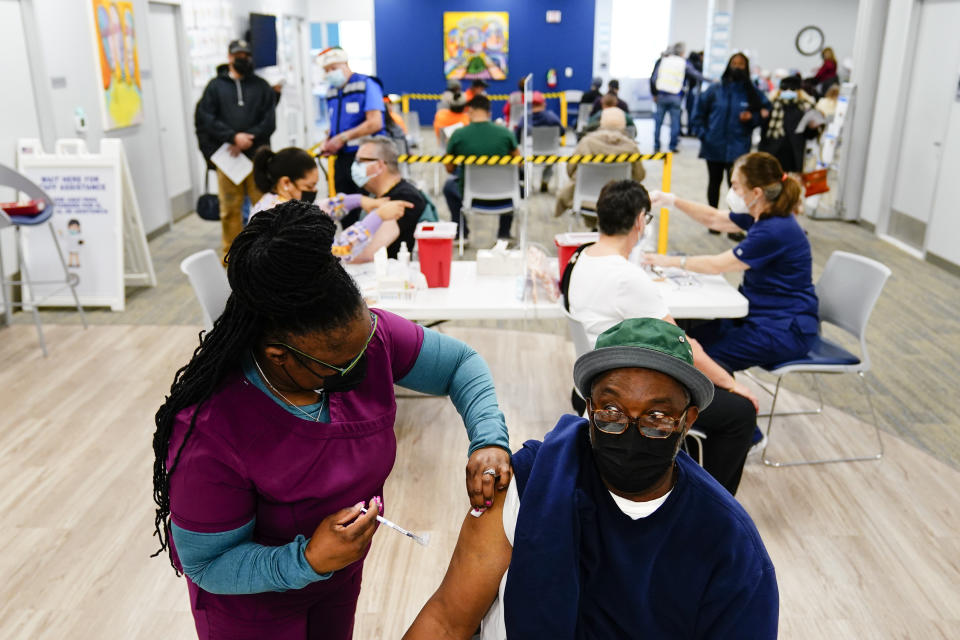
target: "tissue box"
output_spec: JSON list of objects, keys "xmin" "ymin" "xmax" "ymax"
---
[{"xmin": 477, "ymin": 249, "xmax": 524, "ymax": 276}]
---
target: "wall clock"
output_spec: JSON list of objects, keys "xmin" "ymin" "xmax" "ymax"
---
[{"xmin": 796, "ymin": 25, "xmax": 825, "ymax": 56}]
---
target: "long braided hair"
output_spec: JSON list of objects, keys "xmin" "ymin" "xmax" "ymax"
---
[{"xmin": 151, "ymin": 200, "xmax": 364, "ymax": 572}]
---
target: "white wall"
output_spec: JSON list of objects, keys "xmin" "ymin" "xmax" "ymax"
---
[
  {"xmin": 857, "ymin": 0, "xmax": 915, "ymax": 226},
  {"xmin": 926, "ymin": 96, "xmax": 960, "ymax": 265},
  {"xmin": 669, "ymin": 0, "xmax": 709, "ymax": 54},
  {"xmin": 22, "ymin": 0, "xmax": 173, "ymax": 234},
  {"xmin": 730, "ymin": 0, "xmax": 860, "ymax": 73},
  {"xmin": 307, "ymin": 0, "xmax": 374, "ymax": 23}
]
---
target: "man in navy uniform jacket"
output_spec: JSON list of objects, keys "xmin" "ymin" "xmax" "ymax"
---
[{"xmin": 403, "ymin": 317, "xmax": 779, "ymax": 640}]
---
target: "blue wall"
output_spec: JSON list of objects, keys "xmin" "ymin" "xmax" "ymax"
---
[{"xmin": 373, "ymin": 0, "xmax": 595, "ymax": 124}]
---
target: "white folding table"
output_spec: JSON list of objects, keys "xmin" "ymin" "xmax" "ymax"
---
[{"xmin": 345, "ymin": 261, "xmax": 747, "ymax": 322}]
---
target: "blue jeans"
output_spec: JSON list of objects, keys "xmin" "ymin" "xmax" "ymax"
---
[
  {"xmin": 442, "ymin": 177, "xmax": 514, "ymax": 239},
  {"xmin": 654, "ymin": 94, "xmax": 683, "ymax": 152}
]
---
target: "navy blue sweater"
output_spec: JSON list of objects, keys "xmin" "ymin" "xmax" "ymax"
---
[{"xmin": 504, "ymin": 416, "xmax": 779, "ymax": 639}]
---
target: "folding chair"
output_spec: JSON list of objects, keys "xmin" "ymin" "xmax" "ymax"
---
[
  {"xmin": 0, "ymin": 164, "xmax": 87, "ymax": 356},
  {"xmin": 528, "ymin": 126, "xmax": 563, "ymax": 191},
  {"xmin": 759, "ymin": 251, "xmax": 891, "ymax": 467},
  {"xmin": 180, "ymin": 249, "xmax": 231, "ymax": 333},
  {"xmin": 459, "ymin": 164, "xmax": 521, "ymax": 255},
  {"xmin": 569, "ymin": 163, "xmax": 631, "ymax": 230}
]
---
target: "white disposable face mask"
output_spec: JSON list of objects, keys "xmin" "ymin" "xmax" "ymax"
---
[{"xmin": 725, "ymin": 186, "xmax": 757, "ymax": 213}]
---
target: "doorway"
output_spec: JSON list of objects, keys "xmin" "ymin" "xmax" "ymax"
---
[
  {"xmin": 147, "ymin": 2, "xmax": 194, "ymax": 219},
  {"xmin": 887, "ymin": 0, "xmax": 960, "ymax": 251}
]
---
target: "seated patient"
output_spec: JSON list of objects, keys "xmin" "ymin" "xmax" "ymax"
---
[
  {"xmin": 566, "ymin": 180, "xmax": 757, "ymax": 495},
  {"xmin": 403, "ymin": 318, "xmax": 779, "ymax": 640},
  {"xmin": 250, "ymin": 146, "xmax": 410, "ymax": 261}
]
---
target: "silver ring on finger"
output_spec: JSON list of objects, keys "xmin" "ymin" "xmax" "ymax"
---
[{"xmin": 482, "ymin": 468, "xmax": 497, "ymax": 477}]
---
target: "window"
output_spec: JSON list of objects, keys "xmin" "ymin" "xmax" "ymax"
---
[{"xmin": 609, "ymin": 0, "xmax": 672, "ymax": 78}]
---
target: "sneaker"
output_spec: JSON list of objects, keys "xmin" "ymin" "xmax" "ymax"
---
[{"xmin": 749, "ymin": 426, "xmax": 767, "ymax": 455}]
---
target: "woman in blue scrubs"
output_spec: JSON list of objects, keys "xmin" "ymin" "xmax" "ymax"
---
[{"xmin": 644, "ymin": 151, "xmax": 818, "ymax": 372}]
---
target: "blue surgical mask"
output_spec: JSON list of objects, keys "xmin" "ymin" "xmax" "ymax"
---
[
  {"xmin": 350, "ymin": 160, "xmax": 379, "ymax": 188},
  {"xmin": 780, "ymin": 90, "xmax": 797, "ymax": 101},
  {"xmin": 326, "ymin": 69, "xmax": 347, "ymax": 88}
]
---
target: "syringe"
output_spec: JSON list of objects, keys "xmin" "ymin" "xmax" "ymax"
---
[{"xmin": 360, "ymin": 507, "xmax": 430, "ymax": 546}]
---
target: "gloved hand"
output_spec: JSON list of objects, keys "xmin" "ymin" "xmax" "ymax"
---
[{"xmin": 649, "ymin": 190, "xmax": 676, "ymax": 209}]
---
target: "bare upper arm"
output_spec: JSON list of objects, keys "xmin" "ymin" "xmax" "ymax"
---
[
  {"xmin": 403, "ymin": 490, "xmax": 512, "ymax": 639},
  {"xmin": 353, "ymin": 220, "xmax": 400, "ymax": 263}
]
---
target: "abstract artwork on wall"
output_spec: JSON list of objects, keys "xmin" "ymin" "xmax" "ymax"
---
[
  {"xmin": 443, "ymin": 11, "xmax": 508, "ymax": 81},
  {"xmin": 91, "ymin": 0, "xmax": 144, "ymax": 129}
]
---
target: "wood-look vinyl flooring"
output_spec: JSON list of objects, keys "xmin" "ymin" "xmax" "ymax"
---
[{"xmin": 1, "ymin": 323, "xmax": 958, "ymax": 638}]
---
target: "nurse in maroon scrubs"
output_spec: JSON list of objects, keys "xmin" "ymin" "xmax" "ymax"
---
[{"xmin": 151, "ymin": 200, "xmax": 512, "ymax": 639}]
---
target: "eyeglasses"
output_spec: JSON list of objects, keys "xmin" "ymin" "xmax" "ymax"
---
[
  {"xmin": 268, "ymin": 312, "xmax": 377, "ymax": 376},
  {"xmin": 643, "ymin": 211, "xmax": 654, "ymax": 226},
  {"xmin": 588, "ymin": 400, "xmax": 689, "ymax": 439}
]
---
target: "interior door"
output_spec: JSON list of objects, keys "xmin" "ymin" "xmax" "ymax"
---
[
  {"xmin": 888, "ymin": 0, "xmax": 960, "ymax": 249},
  {"xmin": 147, "ymin": 2, "xmax": 193, "ymax": 216}
]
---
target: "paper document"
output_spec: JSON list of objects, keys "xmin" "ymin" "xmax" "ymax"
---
[{"xmin": 211, "ymin": 143, "xmax": 253, "ymax": 185}]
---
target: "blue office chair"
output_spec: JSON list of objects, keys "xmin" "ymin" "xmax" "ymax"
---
[
  {"xmin": 759, "ymin": 251, "xmax": 891, "ymax": 467},
  {"xmin": 0, "ymin": 164, "xmax": 87, "ymax": 356}
]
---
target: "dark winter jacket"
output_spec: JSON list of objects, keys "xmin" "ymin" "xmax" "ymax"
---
[
  {"xmin": 692, "ymin": 80, "xmax": 771, "ymax": 163},
  {"xmin": 195, "ymin": 66, "xmax": 276, "ymax": 160}
]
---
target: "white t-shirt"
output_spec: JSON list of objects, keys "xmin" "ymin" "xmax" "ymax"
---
[
  {"xmin": 480, "ymin": 477, "xmax": 672, "ymax": 639},
  {"xmin": 567, "ymin": 251, "xmax": 670, "ymax": 347}
]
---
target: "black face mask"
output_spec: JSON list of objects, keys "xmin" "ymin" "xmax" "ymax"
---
[
  {"xmin": 233, "ymin": 57, "xmax": 254, "ymax": 76},
  {"xmin": 729, "ymin": 68, "xmax": 750, "ymax": 83},
  {"xmin": 315, "ymin": 354, "xmax": 368, "ymax": 394},
  {"xmin": 590, "ymin": 422, "xmax": 682, "ymax": 494},
  {"xmin": 299, "ymin": 190, "xmax": 318, "ymax": 204}
]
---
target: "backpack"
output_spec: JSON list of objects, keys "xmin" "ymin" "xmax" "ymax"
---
[{"xmin": 559, "ymin": 242, "xmax": 595, "ymax": 312}]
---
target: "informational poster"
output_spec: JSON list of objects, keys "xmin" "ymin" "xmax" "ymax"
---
[
  {"xmin": 18, "ymin": 157, "xmax": 125, "ymax": 310},
  {"xmin": 90, "ymin": 0, "xmax": 144, "ymax": 129},
  {"xmin": 443, "ymin": 12, "xmax": 508, "ymax": 80}
]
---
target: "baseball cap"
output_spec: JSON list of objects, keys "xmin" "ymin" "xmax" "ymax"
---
[
  {"xmin": 228, "ymin": 39, "xmax": 251, "ymax": 55},
  {"xmin": 573, "ymin": 318, "xmax": 714, "ymax": 409},
  {"xmin": 531, "ymin": 91, "xmax": 546, "ymax": 105}
]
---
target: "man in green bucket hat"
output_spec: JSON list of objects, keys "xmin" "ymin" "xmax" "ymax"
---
[{"xmin": 404, "ymin": 317, "xmax": 778, "ymax": 640}]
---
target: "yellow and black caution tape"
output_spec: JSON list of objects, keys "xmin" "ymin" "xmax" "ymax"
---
[
  {"xmin": 402, "ymin": 91, "xmax": 568, "ymax": 102},
  {"xmin": 395, "ymin": 152, "xmax": 671, "ymax": 165}
]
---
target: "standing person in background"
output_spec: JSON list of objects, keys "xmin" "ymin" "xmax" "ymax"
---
[
  {"xmin": 810, "ymin": 47, "xmax": 838, "ymax": 94},
  {"xmin": 650, "ymin": 43, "xmax": 704, "ymax": 153},
  {"xmin": 319, "ymin": 47, "xmax": 387, "ymax": 228},
  {"xmin": 195, "ymin": 39, "xmax": 276, "ymax": 260},
  {"xmin": 691, "ymin": 52, "xmax": 770, "ymax": 239},
  {"xmin": 759, "ymin": 75, "xmax": 819, "ymax": 173},
  {"xmin": 684, "ymin": 51, "xmax": 704, "ymax": 136}
]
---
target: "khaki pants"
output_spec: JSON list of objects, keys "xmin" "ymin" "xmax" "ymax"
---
[{"xmin": 216, "ymin": 168, "xmax": 263, "ymax": 260}]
